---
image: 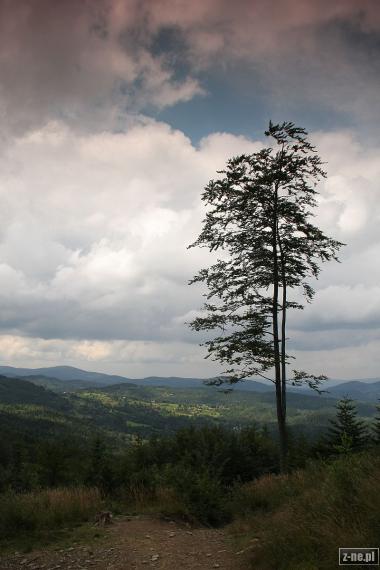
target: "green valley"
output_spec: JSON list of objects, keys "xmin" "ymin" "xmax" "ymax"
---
[{"xmin": 0, "ymin": 374, "xmax": 377, "ymax": 446}]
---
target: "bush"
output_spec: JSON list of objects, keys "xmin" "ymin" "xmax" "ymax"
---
[{"xmin": 165, "ymin": 463, "xmax": 231, "ymax": 526}]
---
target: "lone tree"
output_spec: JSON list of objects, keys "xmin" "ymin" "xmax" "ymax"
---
[
  {"xmin": 326, "ymin": 397, "xmax": 368, "ymax": 453},
  {"xmin": 188, "ymin": 121, "xmax": 343, "ymax": 470}
]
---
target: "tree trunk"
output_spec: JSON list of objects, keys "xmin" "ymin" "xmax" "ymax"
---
[
  {"xmin": 272, "ymin": 187, "xmax": 287, "ymax": 471},
  {"xmin": 280, "ymin": 283, "xmax": 288, "ymax": 471},
  {"xmin": 277, "ymin": 407, "xmax": 288, "ymax": 472},
  {"xmin": 279, "ymin": 239, "xmax": 288, "ymax": 469},
  {"xmin": 275, "ymin": 381, "xmax": 288, "ymax": 471}
]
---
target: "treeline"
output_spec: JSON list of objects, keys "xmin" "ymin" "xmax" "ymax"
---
[{"xmin": 1, "ymin": 425, "xmax": 278, "ymax": 518}]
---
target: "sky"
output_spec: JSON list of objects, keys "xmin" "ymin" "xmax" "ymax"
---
[{"xmin": 0, "ymin": 0, "xmax": 379, "ymax": 380}]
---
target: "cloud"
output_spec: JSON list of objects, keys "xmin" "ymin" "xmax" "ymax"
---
[
  {"xmin": 0, "ymin": 0, "xmax": 378, "ymax": 135},
  {"xmin": 315, "ymin": 131, "xmax": 380, "ymax": 236},
  {"xmin": 288, "ymin": 340, "xmax": 380, "ymax": 380},
  {"xmin": 117, "ymin": 0, "xmax": 380, "ymax": 125},
  {"xmin": 148, "ymin": 1, "xmax": 380, "ymax": 87},
  {"xmin": 0, "ymin": 119, "xmax": 261, "ymax": 345},
  {"xmin": 0, "ymin": 0, "xmax": 204, "ymax": 134},
  {"xmin": 0, "ymin": 334, "xmax": 217, "ymax": 378},
  {"xmin": 285, "ymin": 131, "xmax": 380, "ymax": 351},
  {"xmin": 0, "ymin": 119, "xmax": 378, "ymax": 377}
]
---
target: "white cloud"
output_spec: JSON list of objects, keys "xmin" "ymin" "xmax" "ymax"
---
[
  {"xmin": 0, "ymin": 120, "xmax": 378, "ymax": 378},
  {"xmin": 314, "ymin": 131, "xmax": 380, "ymax": 238},
  {"xmin": 0, "ymin": 119, "xmax": 259, "ymax": 344},
  {"xmin": 0, "ymin": 334, "xmax": 216, "ymax": 378},
  {"xmin": 289, "ymin": 340, "xmax": 380, "ymax": 380}
]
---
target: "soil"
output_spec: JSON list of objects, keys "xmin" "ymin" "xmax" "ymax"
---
[{"xmin": 0, "ymin": 516, "xmax": 251, "ymax": 570}]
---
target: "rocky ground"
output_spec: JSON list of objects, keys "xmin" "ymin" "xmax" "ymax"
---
[{"xmin": 0, "ymin": 516, "xmax": 252, "ymax": 570}]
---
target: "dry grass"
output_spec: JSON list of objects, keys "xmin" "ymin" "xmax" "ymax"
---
[
  {"xmin": 0, "ymin": 487, "xmax": 103, "ymax": 540},
  {"xmin": 122, "ymin": 483, "xmax": 190, "ymax": 519}
]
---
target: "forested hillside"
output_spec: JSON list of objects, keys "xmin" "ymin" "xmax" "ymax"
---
[{"xmin": 1, "ymin": 374, "xmax": 377, "ymax": 448}]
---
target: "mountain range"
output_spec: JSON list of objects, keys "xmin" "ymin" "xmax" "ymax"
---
[
  {"xmin": 0, "ymin": 365, "xmax": 379, "ymax": 402},
  {"xmin": 0, "ymin": 365, "xmax": 271, "ymax": 392}
]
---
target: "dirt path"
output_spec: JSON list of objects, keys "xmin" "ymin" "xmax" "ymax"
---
[{"xmin": 0, "ymin": 516, "xmax": 251, "ymax": 570}]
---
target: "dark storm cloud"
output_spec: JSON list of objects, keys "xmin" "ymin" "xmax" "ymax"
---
[
  {"xmin": 0, "ymin": 0, "xmax": 379, "ymax": 134},
  {"xmin": 0, "ymin": 0, "xmax": 203, "ymax": 133}
]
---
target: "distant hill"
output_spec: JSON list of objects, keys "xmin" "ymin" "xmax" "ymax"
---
[
  {"xmin": 131, "ymin": 376, "xmax": 272, "ymax": 392},
  {"xmin": 0, "ymin": 365, "xmax": 378, "ymax": 402},
  {"xmin": 0, "ymin": 365, "xmax": 272, "ymax": 392},
  {"xmin": 0, "ymin": 365, "xmax": 129, "ymax": 386},
  {"xmin": 0, "ymin": 375, "xmax": 69, "ymax": 409},
  {"xmin": 325, "ymin": 381, "xmax": 380, "ymax": 402},
  {"xmin": 17, "ymin": 374, "xmax": 106, "ymax": 392}
]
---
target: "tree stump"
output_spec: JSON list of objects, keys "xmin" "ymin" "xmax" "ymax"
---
[{"xmin": 94, "ymin": 511, "xmax": 113, "ymax": 526}]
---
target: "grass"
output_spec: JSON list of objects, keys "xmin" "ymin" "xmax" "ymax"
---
[
  {"xmin": 147, "ymin": 401, "xmax": 223, "ymax": 418},
  {"xmin": 0, "ymin": 487, "xmax": 104, "ymax": 553},
  {"xmin": 228, "ymin": 451, "xmax": 380, "ymax": 569},
  {"xmin": 79, "ymin": 392, "xmax": 119, "ymax": 407}
]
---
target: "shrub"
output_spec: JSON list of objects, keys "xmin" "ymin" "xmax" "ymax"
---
[{"xmin": 165, "ymin": 463, "xmax": 232, "ymax": 526}]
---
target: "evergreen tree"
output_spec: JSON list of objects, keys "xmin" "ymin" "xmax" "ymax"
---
[
  {"xmin": 326, "ymin": 397, "xmax": 368, "ymax": 453},
  {"xmin": 188, "ymin": 121, "xmax": 343, "ymax": 470},
  {"xmin": 86, "ymin": 436, "xmax": 113, "ymax": 493},
  {"xmin": 373, "ymin": 400, "xmax": 380, "ymax": 445}
]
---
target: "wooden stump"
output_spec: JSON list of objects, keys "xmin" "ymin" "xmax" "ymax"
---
[{"xmin": 94, "ymin": 511, "xmax": 113, "ymax": 526}]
